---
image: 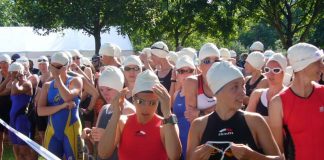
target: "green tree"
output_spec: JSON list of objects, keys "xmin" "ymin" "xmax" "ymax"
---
[
  {"xmin": 124, "ymin": 0, "xmax": 247, "ymax": 50},
  {"xmin": 256, "ymin": 0, "xmax": 323, "ymax": 49},
  {"xmin": 238, "ymin": 21, "xmax": 279, "ymax": 50},
  {"xmin": 15, "ymin": 0, "xmax": 124, "ymax": 54},
  {"xmin": 0, "ymin": 0, "xmax": 20, "ymax": 26}
]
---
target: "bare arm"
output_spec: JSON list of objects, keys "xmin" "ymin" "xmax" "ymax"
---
[
  {"xmin": 268, "ymin": 95, "xmax": 285, "ymax": 152},
  {"xmin": 37, "ymin": 82, "xmax": 70, "ymax": 116},
  {"xmin": 0, "ymin": 81, "xmax": 11, "ymax": 96},
  {"xmin": 82, "ymin": 76, "xmax": 99, "ymax": 110},
  {"xmin": 184, "ymin": 76, "xmax": 199, "ymax": 122},
  {"xmin": 98, "ymin": 92, "xmax": 125, "ymax": 159},
  {"xmin": 246, "ymin": 89, "xmax": 262, "ymax": 113},
  {"xmin": 187, "ymin": 117, "xmax": 213, "ymax": 160},
  {"xmin": 12, "ymin": 80, "xmax": 32, "ymax": 95},
  {"xmin": 55, "ymin": 76, "xmax": 82, "ymax": 102},
  {"xmin": 0, "ymin": 76, "xmax": 10, "ymax": 92},
  {"xmin": 153, "ymin": 84, "xmax": 181, "ymax": 160}
]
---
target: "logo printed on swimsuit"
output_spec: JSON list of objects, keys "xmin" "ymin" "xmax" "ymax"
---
[
  {"xmin": 320, "ymin": 106, "xmax": 324, "ymax": 113},
  {"xmin": 218, "ymin": 128, "xmax": 234, "ymax": 136},
  {"xmin": 54, "ymin": 94, "xmax": 62, "ymax": 103}
]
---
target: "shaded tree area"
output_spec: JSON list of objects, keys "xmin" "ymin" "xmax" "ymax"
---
[
  {"xmin": 255, "ymin": 0, "xmax": 323, "ymax": 49},
  {"xmin": 15, "ymin": 0, "xmax": 124, "ymax": 54},
  {"xmin": 0, "ymin": 0, "xmax": 322, "ymax": 53}
]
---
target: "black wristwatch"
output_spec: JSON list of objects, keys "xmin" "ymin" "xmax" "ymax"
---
[{"xmin": 163, "ymin": 114, "xmax": 178, "ymax": 125}]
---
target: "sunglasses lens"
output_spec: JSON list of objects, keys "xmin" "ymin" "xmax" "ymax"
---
[
  {"xmin": 273, "ymin": 68, "xmax": 281, "ymax": 73},
  {"xmin": 264, "ymin": 67, "xmax": 270, "ymax": 73},
  {"xmin": 124, "ymin": 67, "xmax": 131, "ymax": 71},
  {"xmin": 203, "ymin": 59, "xmax": 211, "ymax": 64},
  {"xmin": 124, "ymin": 67, "xmax": 140, "ymax": 71}
]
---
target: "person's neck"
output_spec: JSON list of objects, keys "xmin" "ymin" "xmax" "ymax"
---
[
  {"xmin": 251, "ymin": 70, "xmax": 261, "ymax": 79},
  {"xmin": 136, "ymin": 113, "xmax": 154, "ymax": 125},
  {"xmin": 42, "ymin": 71, "xmax": 50, "ymax": 77},
  {"xmin": 127, "ymin": 82, "xmax": 135, "ymax": 91},
  {"xmin": 160, "ymin": 60, "xmax": 172, "ymax": 71},
  {"xmin": 290, "ymin": 75, "xmax": 314, "ymax": 98},
  {"xmin": 215, "ymin": 103, "xmax": 237, "ymax": 121},
  {"xmin": 268, "ymin": 83, "xmax": 284, "ymax": 94}
]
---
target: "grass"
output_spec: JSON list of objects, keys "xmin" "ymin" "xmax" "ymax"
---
[{"xmin": 2, "ymin": 134, "xmax": 46, "ymax": 160}]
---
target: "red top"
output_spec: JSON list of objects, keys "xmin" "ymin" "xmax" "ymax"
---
[
  {"xmin": 280, "ymin": 84, "xmax": 324, "ymax": 160},
  {"xmin": 118, "ymin": 114, "xmax": 168, "ymax": 160}
]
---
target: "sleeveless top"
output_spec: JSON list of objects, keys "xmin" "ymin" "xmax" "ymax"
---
[
  {"xmin": 197, "ymin": 75, "xmax": 217, "ymax": 110},
  {"xmin": 280, "ymin": 84, "xmax": 324, "ymax": 160},
  {"xmin": 173, "ymin": 91, "xmax": 190, "ymax": 160},
  {"xmin": 245, "ymin": 75, "xmax": 264, "ymax": 96},
  {"xmin": 97, "ymin": 105, "xmax": 118, "ymax": 160},
  {"xmin": 157, "ymin": 69, "xmax": 172, "ymax": 91},
  {"xmin": 0, "ymin": 77, "xmax": 11, "ymax": 111},
  {"xmin": 118, "ymin": 114, "xmax": 167, "ymax": 160},
  {"xmin": 200, "ymin": 111, "xmax": 261, "ymax": 160},
  {"xmin": 47, "ymin": 77, "xmax": 81, "ymax": 139},
  {"xmin": 10, "ymin": 94, "xmax": 32, "ymax": 121},
  {"xmin": 256, "ymin": 89, "xmax": 268, "ymax": 116}
]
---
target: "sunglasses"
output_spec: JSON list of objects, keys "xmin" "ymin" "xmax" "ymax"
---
[
  {"xmin": 133, "ymin": 96, "xmax": 158, "ymax": 106},
  {"xmin": 37, "ymin": 59, "xmax": 48, "ymax": 63},
  {"xmin": 72, "ymin": 57, "xmax": 81, "ymax": 60},
  {"xmin": 124, "ymin": 66, "xmax": 140, "ymax": 71},
  {"xmin": 51, "ymin": 63, "xmax": 66, "ymax": 70},
  {"xmin": 177, "ymin": 69, "xmax": 194, "ymax": 74},
  {"xmin": 151, "ymin": 46, "xmax": 167, "ymax": 52},
  {"xmin": 264, "ymin": 67, "xmax": 282, "ymax": 74},
  {"xmin": 201, "ymin": 58, "xmax": 221, "ymax": 65}
]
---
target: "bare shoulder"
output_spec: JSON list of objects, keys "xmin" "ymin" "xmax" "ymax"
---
[
  {"xmin": 191, "ymin": 112, "xmax": 210, "ymax": 130},
  {"xmin": 243, "ymin": 110, "xmax": 265, "ymax": 122},
  {"xmin": 243, "ymin": 111, "xmax": 268, "ymax": 131},
  {"xmin": 244, "ymin": 75, "xmax": 252, "ymax": 82},
  {"xmin": 251, "ymin": 88, "xmax": 265, "ymax": 96}
]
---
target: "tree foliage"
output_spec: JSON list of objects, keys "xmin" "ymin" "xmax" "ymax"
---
[
  {"xmin": 0, "ymin": 0, "xmax": 20, "ymax": 26},
  {"xmin": 256, "ymin": 0, "xmax": 323, "ymax": 49},
  {"xmin": 15, "ymin": 0, "xmax": 124, "ymax": 54}
]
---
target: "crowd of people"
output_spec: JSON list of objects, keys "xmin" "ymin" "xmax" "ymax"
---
[{"xmin": 0, "ymin": 40, "xmax": 323, "ymax": 160}]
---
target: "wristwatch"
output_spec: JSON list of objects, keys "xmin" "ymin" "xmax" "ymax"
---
[{"xmin": 163, "ymin": 114, "xmax": 178, "ymax": 125}]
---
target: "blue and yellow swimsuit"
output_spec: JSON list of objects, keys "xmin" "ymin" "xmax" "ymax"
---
[{"xmin": 44, "ymin": 77, "xmax": 83, "ymax": 160}]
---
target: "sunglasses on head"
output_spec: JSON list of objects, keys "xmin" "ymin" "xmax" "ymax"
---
[
  {"xmin": 72, "ymin": 57, "xmax": 81, "ymax": 60},
  {"xmin": 37, "ymin": 59, "xmax": 48, "ymax": 63},
  {"xmin": 201, "ymin": 58, "xmax": 221, "ymax": 65},
  {"xmin": 177, "ymin": 69, "xmax": 194, "ymax": 74},
  {"xmin": 151, "ymin": 46, "xmax": 167, "ymax": 51},
  {"xmin": 51, "ymin": 63, "xmax": 67, "ymax": 70},
  {"xmin": 124, "ymin": 66, "xmax": 140, "ymax": 71},
  {"xmin": 133, "ymin": 96, "xmax": 158, "ymax": 106},
  {"xmin": 264, "ymin": 67, "xmax": 282, "ymax": 74}
]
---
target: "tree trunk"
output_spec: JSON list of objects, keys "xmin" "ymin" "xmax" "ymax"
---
[{"xmin": 94, "ymin": 30, "xmax": 101, "ymax": 55}]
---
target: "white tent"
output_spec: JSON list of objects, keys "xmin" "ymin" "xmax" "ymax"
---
[{"xmin": 0, "ymin": 27, "xmax": 133, "ymax": 58}]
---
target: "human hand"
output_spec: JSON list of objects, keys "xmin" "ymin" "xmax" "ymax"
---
[
  {"xmin": 184, "ymin": 106, "xmax": 199, "ymax": 122},
  {"xmin": 152, "ymin": 84, "xmax": 171, "ymax": 117},
  {"xmin": 191, "ymin": 144, "xmax": 217, "ymax": 160},
  {"xmin": 110, "ymin": 88, "xmax": 128, "ymax": 116},
  {"xmin": 91, "ymin": 127, "xmax": 105, "ymax": 142},
  {"xmin": 50, "ymin": 65, "xmax": 61, "ymax": 79},
  {"xmin": 65, "ymin": 101, "xmax": 76, "ymax": 109},
  {"xmin": 230, "ymin": 143, "xmax": 253, "ymax": 160},
  {"xmin": 81, "ymin": 128, "xmax": 92, "ymax": 139}
]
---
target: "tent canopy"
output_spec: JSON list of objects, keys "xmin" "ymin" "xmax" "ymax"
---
[{"xmin": 0, "ymin": 27, "xmax": 133, "ymax": 53}]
